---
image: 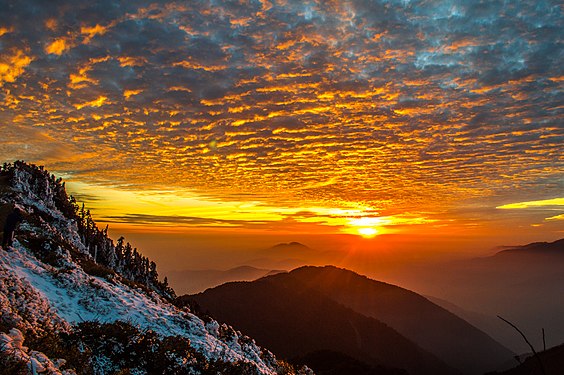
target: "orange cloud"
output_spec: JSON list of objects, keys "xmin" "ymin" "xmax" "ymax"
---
[
  {"xmin": 44, "ymin": 18, "xmax": 58, "ymax": 31},
  {"xmin": 118, "ymin": 56, "xmax": 147, "ymax": 67},
  {"xmin": 173, "ymin": 60, "xmax": 227, "ymax": 72},
  {"xmin": 0, "ymin": 26, "xmax": 13, "ymax": 37},
  {"xmin": 45, "ymin": 38, "xmax": 70, "ymax": 55},
  {"xmin": 81, "ymin": 24, "xmax": 108, "ymax": 43},
  {"xmin": 70, "ymin": 68, "xmax": 98, "ymax": 89},
  {"xmin": 68, "ymin": 56, "xmax": 110, "ymax": 89},
  {"xmin": 0, "ymin": 48, "xmax": 33, "ymax": 85},
  {"xmin": 124, "ymin": 89, "xmax": 143, "ymax": 99},
  {"xmin": 74, "ymin": 96, "xmax": 108, "ymax": 109}
]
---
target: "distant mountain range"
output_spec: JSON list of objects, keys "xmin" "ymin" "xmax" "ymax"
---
[
  {"xmin": 398, "ymin": 238, "xmax": 564, "ymax": 353},
  {"xmin": 181, "ymin": 266, "xmax": 514, "ymax": 375},
  {"xmin": 493, "ymin": 238, "xmax": 564, "ymax": 257},
  {"xmin": 269, "ymin": 241, "xmax": 313, "ymax": 253},
  {"xmin": 166, "ymin": 241, "xmax": 316, "ymax": 294},
  {"xmin": 168, "ymin": 265, "xmax": 285, "ymax": 294},
  {"xmin": 244, "ymin": 241, "xmax": 327, "ymax": 270}
]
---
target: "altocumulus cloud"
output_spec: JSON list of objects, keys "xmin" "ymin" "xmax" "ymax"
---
[{"xmin": 0, "ymin": 0, "xmax": 562, "ymax": 214}]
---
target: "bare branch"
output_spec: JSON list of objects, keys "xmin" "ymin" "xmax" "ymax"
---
[{"xmin": 498, "ymin": 315, "xmax": 546, "ymax": 375}]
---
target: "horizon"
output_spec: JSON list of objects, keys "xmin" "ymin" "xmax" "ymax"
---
[{"xmin": 1, "ymin": 0, "xmax": 562, "ymax": 273}]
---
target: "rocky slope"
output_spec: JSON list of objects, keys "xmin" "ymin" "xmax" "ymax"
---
[{"xmin": 0, "ymin": 161, "xmax": 309, "ymax": 375}]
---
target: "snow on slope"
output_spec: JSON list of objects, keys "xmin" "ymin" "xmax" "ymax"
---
[
  {"xmin": 0, "ymin": 163, "xmax": 294, "ymax": 374},
  {"xmin": 1, "ymin": 243, "xmax": 275, "ymax": 373}
]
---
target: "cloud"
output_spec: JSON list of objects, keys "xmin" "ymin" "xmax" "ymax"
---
[
  {"xmin": 74, "ymin": 96, "xmax": 108, "ymax": 109},
  {"xmin": 0, "ymin": 125, "xmax": 94, "ymax": 165},
  {"xmin": 45, "ymin": 38, "xmax": 70, "ymax": 55},
  {"xmin": 497, "ymin": 198, "xmax": 564, "ymax": 210},
  {"xmin": 0, "ymin": 26, "xmax": 13, "ymax": 37},
  {"xmin": 0, "ymin": 0, "xmax": 561, "ymax": 225},
  {"xmin": 0, "ymin": 48, "xmax": 33, "ymax": 85},
  {"xmin": 545, "ymin": 214, "xmax": 564, "ymax": 221},
  {"xmin": 102, "ymin": 213, "xmax": 267, "ymax": 227},
  {"xmin": 81, "ymin": 24, "xmax": 108, "ymax": 44}
]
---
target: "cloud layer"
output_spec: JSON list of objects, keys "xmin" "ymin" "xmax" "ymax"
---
[{"xmin": 0, "ymin": 0, "xmax": 562, "ymax": 226}]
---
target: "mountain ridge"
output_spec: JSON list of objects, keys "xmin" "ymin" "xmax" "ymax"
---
[
  {"xmin": 492, "ymin": 238, "xmax": 564, "ymax": 257},
  {"xmin": 183, "ymin": 272, "xmax": 459, "ymax": 375},
  {"xmin": 286, "ymin": 266, "xmax": 513, "ymax": 374},
  {"xmin": 403, "ymin": 237, "xmax": 564, "ymax": 352},
  {"xmin": 185, "ymin": 266, "xmax": 514, "ymax": 375},
  {"xmin": 168, "ymin": 265, "xmax": 285, "ymax": 294}
]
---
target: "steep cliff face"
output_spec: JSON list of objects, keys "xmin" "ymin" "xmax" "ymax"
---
[{"xmin": 0, "ymin": 161, "xmax": 309, "ymax": 375}]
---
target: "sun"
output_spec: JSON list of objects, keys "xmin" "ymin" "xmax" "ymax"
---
[
  {"xmin": 345, "ymin": 216, "xmax": 385, "ymax": 238},
  {"xmin": 357, "ymin": 227, "xmax": 378, "ymax": 238}
]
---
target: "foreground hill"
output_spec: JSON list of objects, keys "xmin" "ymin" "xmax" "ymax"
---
[
  {"xmin": 0, "ymin": 161, "xmax": 308, "ymax": 375},
  {"xmin": 182, "ymin": 272, "xmax": 459, "ymax": 375}
]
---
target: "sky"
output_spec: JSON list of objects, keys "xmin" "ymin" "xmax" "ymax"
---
[{"xmin": 0, "ymin": 0, "xmax": 562, "ymax": 266}]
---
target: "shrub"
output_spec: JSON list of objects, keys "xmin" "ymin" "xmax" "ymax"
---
[{"xmin": 0, "ymin": 351, "xmax": 28, "ymax": 375}]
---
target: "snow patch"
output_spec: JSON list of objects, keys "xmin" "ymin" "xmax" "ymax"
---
[{"xmin": 1, "ymin": 245, "xmax": 277, "ymax": 374}]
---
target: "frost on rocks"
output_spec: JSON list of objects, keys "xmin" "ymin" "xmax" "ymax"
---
[
  {"xmin": 0, "ymin": 162, "xmax": 299, "ymax": 374},
  {"xmin": 0, "ymin": 328, "xmax": 76, "ymax": 375}
]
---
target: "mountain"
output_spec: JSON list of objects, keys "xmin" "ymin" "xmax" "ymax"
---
[
  {"xmin": 267, "ymin": 242, "xmax": 315, "ymax": 256},
  {"xmin": 0, "ymin": 161, "xmax": 309, "ymax": 375},
  {"xmin": 425, "ymin": 295, "xmax": 521, "ymax": 359},
  {"xmin": 397, "ymin": 239, "xmax": 564, "ymax": 353},
  {"xmin": 493, "ymin": 239, "xmax": 564, "ymax": 257},
  {"xmin": 184, "ymin": 266, "xmax": 514, "ymax": 375},
  {"xmin": 182, "ymin": 271, "xmax": 462, "ymax": 375},
  {"xmin": 168, "ymin": 265, "xmax": 285, "ymax": 294},
  {"xmin": 245, "ymin": 242, "xmax": 320, "ymax": 270},
  {"xmin": 286, "ymin": 266, "xmax": 514, "ymax": 374}
]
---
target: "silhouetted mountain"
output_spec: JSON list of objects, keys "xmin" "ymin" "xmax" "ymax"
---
[
  {"xmin": 168, "ymin": 265, "xmax": 285, "ymax": 294},
  {"xmin": 425, "ymin": 295, "xmax": 520, "ymax": 359},
  {"xmin": 181, "ymin": 271, "xmax": 460, "ymax": 375},
  {"xmin": 245, "ymin": 242, "xmax": 321, "ymax": 270},
  {"xmin": 494, "ymin": 239, "xmax": 564, "ymax": 257},
  {"xmin": 486, "ymin": 343, "xmax": 564, "ymax": 375},
  {"xmin": 268, "ymin": 242, "xmax": 313, "ymax": 254},
  {"xmin": 398, "ymin": 239, "xmax": 564, "ymax": 353},
  {"xmin": 286, "ymin": 266, "xmax": 513, "ymax": 375}
]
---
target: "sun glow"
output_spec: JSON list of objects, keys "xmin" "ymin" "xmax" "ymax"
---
[
  {"xmin": 357, "ymin": 227, "xmax": 378, "ymax": 238},
  {"xmin": 346, "ymin": 216, "xmax": 385, "ymax": 238}
]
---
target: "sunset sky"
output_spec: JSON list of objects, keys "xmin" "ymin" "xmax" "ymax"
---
[{"xmin": 0, "ymin": 0, "xmax": 562, "ymax": 257}]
